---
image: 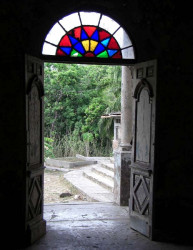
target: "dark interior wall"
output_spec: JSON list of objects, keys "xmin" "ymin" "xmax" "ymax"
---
[
  {"xmin": 154, "ymin": 67, "xmax": 193, "ymax": 243},
  {"xmin": 0, "ymin": 0, "xmax": 193, "ymax": 246},
  {"xmin": 152, "ymin": 3, "xmax": 193, "ymax": 242},
  {"xmin": 0, "ymin": 56, "xmax": 26, "ymax": 245},
  {"xmin": 154, "ymin": 54, "xmax": 193, "ymax": 241}
]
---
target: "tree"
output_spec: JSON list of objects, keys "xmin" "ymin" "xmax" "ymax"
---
[{"xmin": 44, "ymin": 63, "xmax": 121, "ymax": 157}]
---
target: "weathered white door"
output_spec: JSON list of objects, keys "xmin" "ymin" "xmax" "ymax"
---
[
  {"xmin": 129, "ymin": 60, "xmax": 156, "ymax": 239},
  {"xmin": 25, "ymin": 55, "xmax": 46, "ymax": 244}
]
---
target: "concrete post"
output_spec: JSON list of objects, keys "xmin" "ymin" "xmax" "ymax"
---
[
  {"xmin": 120, "ymin": 66, "xmax": 133, "ymax": 150},
  {"xmin": 114, "ymin": 66, "xmax": 132, "ymax": 206}
]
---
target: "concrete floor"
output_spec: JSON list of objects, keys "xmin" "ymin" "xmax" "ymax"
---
[{"xmin": 25, "ymin": 202, "xmax": 192, "ymax": 250}]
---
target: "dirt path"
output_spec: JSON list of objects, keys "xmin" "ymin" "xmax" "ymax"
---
[{"xmin": 44, "ymin": 169, "xmax": 87, "ymax": 204}]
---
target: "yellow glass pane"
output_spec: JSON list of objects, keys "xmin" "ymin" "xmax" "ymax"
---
[
  {"xmin": 90, "ymin": 40, "xmax": 98, "ymax": 52},
  {"xmin": 82, "ymin": 40, "xmax": 89, "ymax": 51}
]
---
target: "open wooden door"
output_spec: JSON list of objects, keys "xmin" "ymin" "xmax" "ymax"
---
[
  {"xmin": 129, "ymin": 60, "xmax": 157, "ymax": 239},
  {"xmin": 25, "ymin": 55, "xmax": 46, "ymax": 244}
]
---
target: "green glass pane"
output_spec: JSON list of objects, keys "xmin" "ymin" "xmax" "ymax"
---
[
  {"xmin": 71, "ymin": 49, "xmax": 83, "ymax": 57},
  {"xmin": 96, "ymin": 50, "xmax": 108, "ymax": 58}
]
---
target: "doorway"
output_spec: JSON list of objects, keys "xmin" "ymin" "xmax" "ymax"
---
[
  {"xmin": 43, "ymin": 62, "xmax": 121, "ymax": 204},
  {"xmin": 25, "ymin": 54, "xmax": 157, "ymax": 244}
]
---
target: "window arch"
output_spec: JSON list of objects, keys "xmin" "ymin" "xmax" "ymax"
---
[{"xmin": 42, "ymin": 12, "xmax": 135, "ymax": 61}]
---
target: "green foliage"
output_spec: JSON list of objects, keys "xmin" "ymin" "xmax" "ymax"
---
[
  {"xmin": 44, "ymin": 137, "xmax": 55, "ymax": 159},
  {"xmin": 82, "ymin": 132, "xmax": 94, "ymax": 142},
  {"xmin": 53, "ymin": 132, "xmax": 86, "ymax": 157},
  {"xmin": 44, "ymin": 63, "xmax": 121, "ymax": 157},
  {"xmin": 50, "ymin": 131, "xmax": 111, "ymax": 157}
]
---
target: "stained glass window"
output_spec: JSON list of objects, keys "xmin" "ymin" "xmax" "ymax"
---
[{"xmin": 42, "ymin": 12, "xmax": 135, "ymax": 60}]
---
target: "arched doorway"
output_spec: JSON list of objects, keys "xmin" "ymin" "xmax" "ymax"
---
[{"xmin": 25, "ymin": 11, "xmax": 156, "ymax": 245}]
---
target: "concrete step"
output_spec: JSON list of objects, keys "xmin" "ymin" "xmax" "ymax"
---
[
  {"xmin": 91, "ymin": 166, "xmax": 114, "ymax": 181},
  {"xmin": 83, "ymin": 171, "xmax": 114, "ymax": 192},
  {"xmin": 64, "ymin": 167, "xmax": 114, "ymax": 203},
  {"xmin": 99, "ymin": 161, "xmax": 114, "ymax": 172},
  {"xmin": 110, "ymin": 157, "xmax": 114, "ymax": 163}
]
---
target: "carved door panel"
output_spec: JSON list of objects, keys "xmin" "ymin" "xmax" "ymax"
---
[
  {"xmin": 25, "ymin": 55, "xmax": 46, "ymax": 244},
  {"xmin": 129, "ymin": 60, "xmax": 156, "ymax": 239}
]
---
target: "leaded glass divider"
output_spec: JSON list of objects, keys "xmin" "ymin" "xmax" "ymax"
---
[{"xmin": 42, "ymin": 11, "xmax": 135, "ymax": 60}]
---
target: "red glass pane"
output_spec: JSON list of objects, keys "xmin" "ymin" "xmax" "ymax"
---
[
  {"xmin": 74, "ymin": 27, "xmax": 81, "ymax": 39},
  {"xmin": 56, "ymin": 49, "xmax": 67, "ymax": 56},
  {"xmin": 112, "ymin": 51, "xmax": 122, "ymax": 58},
  {"xmin": 99, "ymin": 30, "xmax": 110, "ymax": 41},
  {"xmin": 108, "ymin": 37, "xmax": 119, "ymax": 49},
  {"xmin": 55, "ymin": 25, "xmax": 124, "ymax": 59},
  {"xmin": 59, "ymin": 35, "xmax": 71, "ymax": 47},
  {"xmin": 84, "ymin": 26, "xmax": 96, "ymax": 37},
  {"xmin": 85, "ymin": 52, "xmax": 95, "ymax": 57}
]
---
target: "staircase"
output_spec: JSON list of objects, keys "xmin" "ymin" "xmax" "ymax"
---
[
  {"xmin": 63, "ymin": 158, "xmax": 115, "ymax": 202},
  {"xmin": 83, "ymin": 161, "xmax": 114, "ymax": 192}
]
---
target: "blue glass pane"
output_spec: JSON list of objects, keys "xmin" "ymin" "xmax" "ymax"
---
[
  {"xmin": 107, "ymin": 49, "xmax": 117, "ymax": 57},
  {"xmin": 81, "ymin": 29, "xmax": 89, "ymax": 40},
  {"xmin": 94, "ymin": 43, "xmax": 105, "ymax": 55},
  {"xmin": 91, "ymin": 30, "xmax": 99, "ymax": 41},
  {"xmin": 74, "ymin": 42, "xmax": 85, "ymax": 54},
  {"xmin": 101, "ymin": 38, "xmax": 110, "ymax": 47},
  {"xmin": 69, "ymin": 35, "xmax": 78, "ymax": 45},
  {"xmin": 60, "ymin": 47, "xmax": 71, "ymax": 55}
]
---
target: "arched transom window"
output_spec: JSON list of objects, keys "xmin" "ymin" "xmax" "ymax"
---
[{"xmin": 42, "ymin": 12, "xmax": 135, "ymax": 61}]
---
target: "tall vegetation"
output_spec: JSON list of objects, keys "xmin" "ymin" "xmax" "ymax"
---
[{"xmin": 44, "ymin": 63, "xmax": 121, "ymax": 158}]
